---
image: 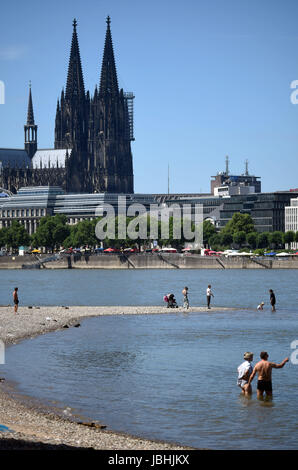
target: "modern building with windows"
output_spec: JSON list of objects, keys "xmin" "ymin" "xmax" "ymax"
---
[
  {"xmin": 2, "ymin": 185, "xmax": 297, "ymax": 237},
  {"xmin": 219, "ymin": 191, "xmax": 298, "ymax": 232},
  {"xmin": 285, "ymin": 197, "xmax": 298, "ymax": 249},
  {"xmin": 0, "ymin": 187, "xmax": 222, "ymax": 235},
  {"xmin": 211, "ymin": 156, "xmax": 261, "ymax": 195}
]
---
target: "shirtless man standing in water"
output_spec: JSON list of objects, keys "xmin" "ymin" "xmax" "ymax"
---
[{"xmin": 248, "ymin": 351, "xmax": 289, "ymax": 399}]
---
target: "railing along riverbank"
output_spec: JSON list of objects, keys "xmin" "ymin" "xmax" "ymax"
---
[{"xmin": 0, "ymin": 253, "xmax": 298, "ymax": 269}]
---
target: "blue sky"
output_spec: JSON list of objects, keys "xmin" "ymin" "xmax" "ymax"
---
[{"xmin": 1, "ymin": 0, "xmax": 298, "ymax": 194}]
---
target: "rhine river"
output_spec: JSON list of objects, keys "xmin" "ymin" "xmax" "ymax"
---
[{"xmin": 1, "ymin": 269, "xmax": 298, "ymax": 449}]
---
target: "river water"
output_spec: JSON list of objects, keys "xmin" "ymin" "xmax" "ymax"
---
[{"xmin": 1, "ymin": 269, "xmax": 298, "ymax": 449}]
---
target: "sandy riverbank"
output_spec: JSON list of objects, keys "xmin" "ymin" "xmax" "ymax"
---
[{"xmin": 0, "ymin": 305, "xmax": 233, "ymax": 450}]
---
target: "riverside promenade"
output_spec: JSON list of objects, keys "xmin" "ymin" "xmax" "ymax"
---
[{"xmin": 1, "ymin": 253, "xmax": 298, "ymax": 269}]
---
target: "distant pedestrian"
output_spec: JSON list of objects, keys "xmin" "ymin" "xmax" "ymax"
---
[
  {"xmin": 206, "ymin": 285, "xmax": 214, "ymax": 309},
  {"xmin": 248, "ymin": 351, "xmax": 289, "ymax": 399},
  {"xmin": 182, "ymin": 287, "xmax": 189, "ymax": 309},
  {"xmin": 237, "ymin": 352, "xmax": 254, "ymax": 396},
  {"xmin": 257, "ymin": 302, "xmax": 265, "ymax": 311},
  {"xmin": 13, "ymin": 287, "xmax": 19, "ymax": 314},
  {"xmin": 269, "ymin": 289, "xmax": 276, "ymax": 312}
]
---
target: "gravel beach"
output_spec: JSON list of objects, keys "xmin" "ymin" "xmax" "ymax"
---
[{"xmin": 0, "ymin": 305, "xmax": 232, "ymax": 450}]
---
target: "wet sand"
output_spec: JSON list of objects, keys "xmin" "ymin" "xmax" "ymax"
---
[{"xmin": 0, "ymin": 305, "xmax": 232, "ymax": 450}]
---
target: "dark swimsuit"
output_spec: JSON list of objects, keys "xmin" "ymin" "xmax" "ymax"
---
[{"xmin": 257, "ymin": 380, "xmax": 272, "ymax": 392}]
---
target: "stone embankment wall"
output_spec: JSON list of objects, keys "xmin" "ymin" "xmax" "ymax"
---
[{"xmin": 1, "ymin": 253, "xmax": 298, "ymax": 269}]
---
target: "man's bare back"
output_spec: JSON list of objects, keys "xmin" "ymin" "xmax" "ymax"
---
[{"xmin": 253, "ymin": 360, "xmax": 274, "ymax": 381}]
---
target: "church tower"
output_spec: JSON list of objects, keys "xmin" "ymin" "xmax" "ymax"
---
[
  {"xmin": 89, "ymin": 16, "xmax": 134, "ymax": 193},
  {"xmin": 24, "ymin": 83, "xmax": 38, "ymax": 159},
  {"xmin": 55, "ymin": 19, "xmax": 88, "ymax": 156}
]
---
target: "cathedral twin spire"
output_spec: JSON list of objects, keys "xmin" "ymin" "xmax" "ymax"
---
[
  {"xmin": 65, "ymin": 18, "xmax": 85, "ymax": 100},
  {"xmin": 65, "ymin": 16, "xmax": 119, "ymax": 100},
  {"xmin": 99, "ymin": 16, "xmax": 119, "ymax": 95},
  {"xmin": 54, "ymin": 16, "xmax": 134, "ymax": 193}
]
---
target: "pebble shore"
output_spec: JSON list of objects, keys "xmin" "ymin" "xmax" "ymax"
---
[{"xmin": 0, "ymin": 305, "xmax": 232, "ymax": 450}]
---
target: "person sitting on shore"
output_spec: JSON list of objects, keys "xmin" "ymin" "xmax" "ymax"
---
[{"xmin": 257, "ymin": 302, "xmax": 265, "ymax": 310}]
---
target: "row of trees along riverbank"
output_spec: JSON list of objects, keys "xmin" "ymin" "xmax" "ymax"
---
[
  {"xmin": 204, "ymin": 213, "xmax": 298, "ymax": 254},
  {"xmin": 0, "ymin": 213, "xmax": 297, "ymax": 253},
  {"xmin": 0, "ymin": 214, "xmax": 195, "ymax": 252}
]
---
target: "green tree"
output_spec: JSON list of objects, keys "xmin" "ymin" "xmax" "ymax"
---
[
  {"xmin": 209, "ymin": 233, "xmax": 221, "ymax": 249},
  {"xmin": 0, "ymin": 227, "xmax": 8, "ymax": 248},
  {"xmin": 268, "ymin": 231, "xmax": 284, "ymax": 250},
  {"xmin": 32, "ymin": 214, "xmax": 70, "ymax": 251},
  {"xmin": 219, "ymin": 231, "xmax": 233, "ymax": 247},
  {"xmin": 233, "ymin": 231, "xmax": 246, "ymax": 247},
  {"xmin": 222, "ymin": 213, "xmax": 255, "ymax": 235},
  {"xmin": 246, "ymin": 232, "xmax": 257, "ymax": 249},
  {"xmin": 284, "ymin": 231, "xmax": 295, "ymax": 247},
  {"xmin": 71, "ymin": 219, "xmax": 98, "ymax": 247},
  {"xmin": 257, "ymin": 232, "xmax": 269, "ymax": 249},
  {"xmin": 203, "ymin": 220, "xmax": 216, "ymax": 246},
  {"xmin": 6, "ymin": 221, "xmax": 31, "ymax": 250}
]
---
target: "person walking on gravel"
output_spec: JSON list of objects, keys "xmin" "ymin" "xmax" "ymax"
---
[{"xmin": 13, "ymin": 287, "xmax": 19, "ymax": 314}]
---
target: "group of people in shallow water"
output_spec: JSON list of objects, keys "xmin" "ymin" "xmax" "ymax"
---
[
  {"xmin": 237, "ymin": 351, "xmax": 289, "ymax": 399},
  {"xmin": 257, "ymin": 289, "xmax": 276, "ymax": 312},
  {"xmin": 164, "ymin": 286, "xmax": 277, "ymax": 311},
  {"xmin": 164, "ymin": 285, "xmax": 214, "ymax": 310}
]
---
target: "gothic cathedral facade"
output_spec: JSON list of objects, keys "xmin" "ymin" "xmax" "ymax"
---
[{"xmin": 0, "ymin": 17, "xmax": 134, "ymax": 194}]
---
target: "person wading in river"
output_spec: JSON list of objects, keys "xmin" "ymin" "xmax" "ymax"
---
[
  {"xmin": 247, "ymin": 351, "xmax": 289, "ymax": 399},
  {"xmin": 237, "ymin": 352, "xmax": 254, "ymax": 396}
]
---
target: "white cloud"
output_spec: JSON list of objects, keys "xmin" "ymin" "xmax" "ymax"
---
[{"xmin": 0, "ymin": 45, "xmax": 27, "ymax": 61}]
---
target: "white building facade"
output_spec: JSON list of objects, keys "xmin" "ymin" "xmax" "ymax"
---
[{"xmin": 285, "ymin": 197, "xmax": 298, "ymax": 249}]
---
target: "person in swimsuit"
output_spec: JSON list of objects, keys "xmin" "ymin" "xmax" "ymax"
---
[
  {"xmin": 13, "ymin": 287, "xmax": 19, "ymax": 314},
  {"xmin": 269, "ymin": 289, "xmax": 276, "ymax": 312},
  {"xmin": 247, "ymin": 351, "xmax": 289, "ymax": 399}
]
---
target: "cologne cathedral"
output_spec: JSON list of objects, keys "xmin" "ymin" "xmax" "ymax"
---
[{"xmin": 0, "ymin": 17, "xmax": 135, "ymax": 194}]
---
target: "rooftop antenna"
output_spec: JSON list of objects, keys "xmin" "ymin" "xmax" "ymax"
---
[
  {"xmin": 225, "ymin": 155, "xmax": 229, "ymax": 176},
  {"xmin": 168, "ymin": 163, "xmax": 170, "ymax": 194},
  {"xmin": 245, "ymin": 159, "xmax": 249, "ymax": 176}
]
